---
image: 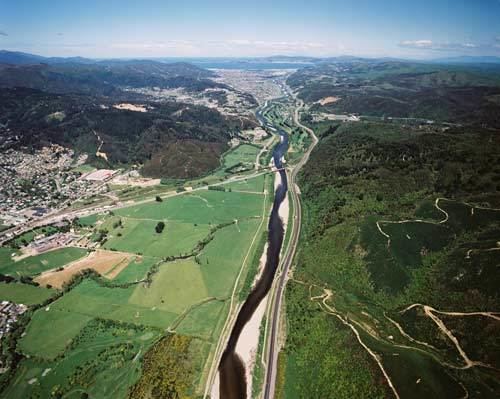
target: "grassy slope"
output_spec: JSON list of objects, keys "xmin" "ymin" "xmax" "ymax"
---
[
  {"xmin": 0, "ymin": 247, "xmax": 88, "ymax": 277},
  {"xmin": 129, "ymin": 259, "xmax": 209, "ymax": 314},
  {"xmin": 18, "ymin": 310, "xmax": 93, "ymax": 359},
  {"xmin": 111, "ymin": 256, "xmax": 159, "ymax": 284},
  {"xmin": 48, "ymin": 279, "xmax": 177, "ymax": 329},
  {"xmin": 3, "ymin": 320, "xmax": 160, "ymax": 399},
  {"xmin": 222, "ymin": 173, "xmax": 267, "ymax": 193},
  {"xmin": 115, "ymin": 190, "xmax": 263, "ymax": 224},
  {"xmin": 103, "ymin": 218, "xmax": 211, "ymax": 258},
  {"xmin": 0, "ymin": 282, "xmax": 55, "ymax": 305}
]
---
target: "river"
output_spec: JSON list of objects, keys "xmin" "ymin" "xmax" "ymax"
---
[{"xmin": 218, "ymin": 110, "xmax": 289, "ymax": 398}]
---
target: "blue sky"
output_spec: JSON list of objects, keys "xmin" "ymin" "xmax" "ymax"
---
[{"xmin": 1, "ymin": 0, "xmax": 500, "ymax": 58}]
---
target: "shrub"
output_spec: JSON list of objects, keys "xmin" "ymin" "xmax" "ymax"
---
[{"xmin": 155, "ymin": 222, "xmax": 165, "ymax": 234}]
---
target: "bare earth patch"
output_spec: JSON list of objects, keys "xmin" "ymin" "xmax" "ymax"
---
[
  {"xmin": 113, "ymin": 103, "xmax": 148, "ymax": 112},
  {"xmin": 35, "ymin": 250, "xmax": 134, "ymax": 288},
  {"xmin": 317, "ymin": 96, "xmax": 341, "ymax": 105}
]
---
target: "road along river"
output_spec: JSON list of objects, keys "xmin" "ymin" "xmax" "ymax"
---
[{"xmin": 218, "ymin": 127, "xmax": 289, "ymax": 399}]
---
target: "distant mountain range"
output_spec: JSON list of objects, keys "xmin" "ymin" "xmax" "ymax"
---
[
  {"xmin": 430, "ymin": 55, "xmax": 500, "ymax": 64},
  {"xmin": 0, "ymin": 50, "xmax": 96, "ymax": 65},
  {"xmin": 0, "ymin": 51, "xmax": 221, "ymax": 96},
  {"xmin": 2, "ymin": 50, "xmax": 500, "ymax": 68}
]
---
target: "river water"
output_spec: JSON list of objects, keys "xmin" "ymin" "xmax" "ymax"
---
[{"xmin": 218, "ymin": 115, "xmax": 289, "ymax": 398}]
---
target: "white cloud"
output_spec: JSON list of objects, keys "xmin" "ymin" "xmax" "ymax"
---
[
  {"xmin": 400, "ymin": 39, "xmax": 433, "ymax": 48},
  {"xmin": 399, "ymin": 40, "xmax": 479, "ymax": 51},
  {"xmin": 107, "ymin": 39, "xmax": 328, "ymax": 56}
]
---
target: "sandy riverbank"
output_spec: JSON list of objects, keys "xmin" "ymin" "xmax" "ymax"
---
[
  {"xmin": 274, "ymin": 170, "xmax": 290, "ymax": 229},
  {"xmin": 235, "ymin": 295, "xmax": 268, "ymax": 398}
]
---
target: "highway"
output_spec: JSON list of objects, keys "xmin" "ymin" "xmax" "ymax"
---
[{"xmin": 263, "ymin": 99, "xmax": 318, "ymax": 399}]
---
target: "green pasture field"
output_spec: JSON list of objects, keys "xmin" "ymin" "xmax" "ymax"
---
[
  {"xmin": 103, "ymin": 218, "xmax": 211, "ymax": 258},
  {"xmin": 0, "ymin": 247, "xmax": 88, "ymax": 277},
  {"xmin": 0, "ymin": 247, "xmax": 16, "ymax": 265},
  {"xmin": 9, "ymin": 185, "xmax": 269, "ymax": 397},
  {"xmin": 112, "ymin": 256, "xmax": 158, "ymax": 284},
  {"xmin": 19, "ymin": 310, "xmax": 92, "ymax": 358},
  {"xmin": 0, "ymin": 282, "xmax": 54, "ymax": 305},
  {"xmin": 222, "ymin": 173, "xmax": 267, "ymax": 193},
  {"xmin": 220, "ymin": 144, "xmax": 260, "ymax": 170},
  {"xmin": 77, "ymin": 213, "xmax": 102, "ymax": 226},
  {"xmin": 198, "ymin": 219, "xmax": 262, "ymax": 298},
  {"xmin": 114, "ymin": 184, "xmax": 174, "ymax": 202},
  {"xmin": 47, "ymin": 279, "xmax": 177, "ymax": 329},
  {"xmin": 18, "ymin": 220, "xmax": 263, "ymax": 359},
  {"xmin": 3, "ymin": 320, "xmax": 160, "ymax": 399},
  {"xmin": 129, "ymin": 259, "xmax": 208, "ymax": 315},
  {"xmin": 175, "ymin": 299, "xmax": 226, "ymax": 341},
  {"xmin": 114, "ymin": 190, "xmax": 263, "ymax": 224}
]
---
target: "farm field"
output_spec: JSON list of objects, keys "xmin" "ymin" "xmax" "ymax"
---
[
  {"xmin": 220, "ymin": 144, "xmax": 260, "ymax": 171},
  {"xmin": 2, "ymin": 319, "xmax": 160, "ymax": 399},
  {"xmin": 102, "ymin": 218, "xmax": 211, "ymax": 258},
  {"xmin": 222, "ymin": 173, "xmax": 267, "ymax": 193},
  {"xmin": 46, "ymin": 279, "xmax": 177, "ymax": 329},
  {"xmin": 0, "ymin": 247, "xmax": 88, "ymax": 277},
  {"xmin": 4, "ymin": 181, "xmax": 271, "ymax": 397},
  {"xmin": 19, "ymin": 310, "xmax": 93, "ymax": 359},
  {"xmin": 77, "ymin": 213, "xmax": 101, "ymax": 226},
  {"xmin": 129, "ymin": 259, "xmax": 209, "ymax": 315},
  {"xmin": 0, "ymin": 282, "xmax": 55, "ymax": 305},
  {"xmin": 197, "ymin": 219, "xmax": 262, "ymax": 298},
  {"xmin": 175, "ymin": 299, "xmax": 227, "ymax": 341},
  {"xmin": 34, "ymin": 250, "xmax": 134, "ymax": 288},
  {"xmin": 21, "ymin": 219, "xmax": 264, "ymax": 337},
  {"xmin": 114, "ymin": 190, "xmax": 263, "ymax": 224},
  {"xmin": 112, "ymin": 256, "xmax": 159, "ymax": 284}
]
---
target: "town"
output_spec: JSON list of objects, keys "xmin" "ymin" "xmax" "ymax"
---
[{"xmin": 0, "ymin": 145, "xmax": 117, "ymax": 230}]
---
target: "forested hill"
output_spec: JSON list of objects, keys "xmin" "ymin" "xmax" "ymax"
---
[
  {"xmin": 278, "ymin": 58, "xmax": 500, "ymax": 398},
  {"xmin": 0, "ymin": 87, "xmax": 255, "ymax": 178},
  {"xmin": 0, "ymin": 50, "xmax": 259, "ymax": 178},
  {"xmin": 0, "ymin": 60, "xmax": 224, "ymax": 95},
  {"xmin": 287, "ymin": 60, "xmax": 500, "ymax": 128}
]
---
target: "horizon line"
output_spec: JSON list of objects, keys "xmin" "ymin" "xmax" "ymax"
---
[{"xmin": 2, "ymin": 49, "xmax": 500, "ymax": 63}]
